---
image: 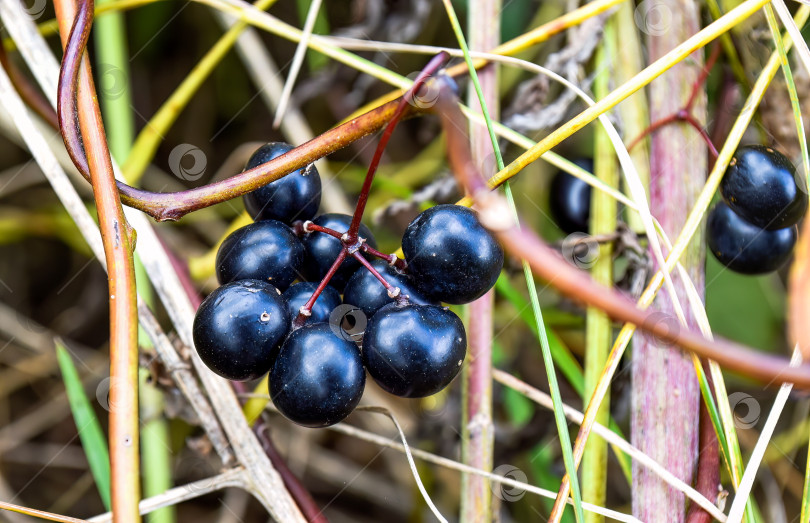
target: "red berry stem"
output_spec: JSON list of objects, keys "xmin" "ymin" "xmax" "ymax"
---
[
  {"xmin": 294, "ymin": 249, "xmax": 348, "ymax": 327},
  {"xmin": 360, "ymin": 243, "xmax": 408, "ymax": 270},
  {"xmin": 346, "ymin": 52, "xmax": 450, "ymax": 241},
  {"xmin": 298, "ymin": 53, "xmax": 450, "ymax": 327},
  {"xmin": 684, "ymin": 42, "xmax": 721, "ymax": 113},
  {"xmin": 627, "ymin": 42, "xmax": 721, "ymax": 161},
  {"xmin": 350, "ymin": 251, "xmax": 409, "ymax": 305},
  {"xmin": 301, "ymin": 221, "xmax": 343, "ymax": 240},
  {"xmin": 627, "ymin": 112, "xmax": 719, "ymax": 159},
  {"xmin": 680, "ymin": 113, "xmax": 719, "ymax": 158}
]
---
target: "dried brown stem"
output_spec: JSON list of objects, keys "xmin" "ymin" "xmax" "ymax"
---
[
  {"xmin": 54, "ymin": 0, "xmax": 140, "ymax": 518},
  {"xmin": 433, "ymin": 85, "xmax": 810, "ymax": 388},
  {"xmin": 0, "ymin": 43, "xmax": 58, "ymax": 128}
]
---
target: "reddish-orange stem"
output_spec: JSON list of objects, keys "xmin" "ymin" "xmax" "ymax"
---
[{"xmin": 54, "ymin": 0, "xmax": 140, "ymax": 519}]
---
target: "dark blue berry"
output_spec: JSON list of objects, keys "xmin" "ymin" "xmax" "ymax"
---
[
  {"xmin": 215, "ymin": 220, "xmax": 304, "ymax": 291},
  {"xmin": 282, "ymin": 282, "xmax": 342, "ymax": 324},
  {"xmin": 192, "ymin": 280, "xmax": 289, "ymax": 381},
  {"xmin": 402, "ymin": 204, "xmax": 503, "ymax": 304},
  {"xmin": 363, "ymin": 303, "xmax": 466, "ymax": 398},
  {"xmin": 707, "ymin": 201, "xmax": 797, "ymax": 275},
  {"xmin": 550, "ymin": 158, "xmax": 593, "ymax": 234},
  {"xmin": 720, "ymin": 145, "xmax": 807, "ymax": 230},
  {"xmin": 301, "ymin": 213, "xmax": 377, "ymax": 292},
  {"xmin": 270, "ymin": 323, "xmax": 365, "ymax": 427},
  {"xmin": 242, "ymin": 142, "xmax": 322, "ymax": 224},
  {"xmin": 342, "ymin": 259, "xmax": 438, "ymax": 317}
]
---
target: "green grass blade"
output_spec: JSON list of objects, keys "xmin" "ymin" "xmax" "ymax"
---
[
  {"xmin": 55, "ymin": 341, "xmax": 112, "ymax": 510},
  {"xmin": 496, "ymin": 274, "xmax": 633, "ymax": 484},
  {"xmin": 495, "ymin": 274, "xmax": 584, "ymax": 397},
  {"xmin": 704, "ymin": 0, "xmax": 751, "ymax": 91},
  {"xmin": 765, "ymin": 4, "xmax": 810, "ymax": 187},
  {"xmin": 94, "ymin": 0, "xmax": 134, "ymax": 164},
  {"xmin": 437, "ymin": 2, "xmax": 585, "ymax": 520},
  {"xmin": 765, "ymin": 6, "xmax": 810, "ymax": 520}
]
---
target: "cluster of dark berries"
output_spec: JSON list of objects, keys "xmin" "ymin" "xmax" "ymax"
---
[
  {"xmin": 707, "ymin": 145, "xmax": 807, "ymax": 275},
  {"xmin": 192, "ymin": 142, "xmax": 504, "ymax": 428}
]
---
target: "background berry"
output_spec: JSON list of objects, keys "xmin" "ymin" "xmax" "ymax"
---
[
  {"xmin": 342, "ymin": 259, "xmax": 437, "ymax": 317},
  {"xmin": 215, "ymin": 220, "xmax": 304, "ymax": 291},
  {"xmin": 242, "ymin": 142, "xmax": 322, "ymax": 224},
  {"xmin": 302, "ymin": 213, "xmax": 378, "ymax": 292},
  {"xmin": 402, "ymin": 204, "xmax": 504, "ymax": 304},
  {"xmin": 192, "ymin": 280, "xmax": 289, "ymax": 381},
  {"xmin": 282, "ymin": 282, "xmax": 342, "ymax": 324},
  {"xmin": 549, "ymin": 158, "xmax": 593, "ymax": 234},
  {"xmin": 707, "ymin": 201, "xmax": 797, "ymax": 275},
  {"xmin": 270, "ymin": 323, "xmax": 365, "ymax": 427},
  {"xmin": 720, "ymin": 145, "xmax": 807, "ymax": 230},
  {"xmin": 362, "ymin": 303, "xmax": 466, "ymax": 398}
]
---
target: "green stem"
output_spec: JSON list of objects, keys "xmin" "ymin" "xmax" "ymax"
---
[
  {"xmin": 610, "ymin": 0, "xmax": 649, "ymax": 234},
  {"xmin": 581, "ymin": 33, "xmax": 616, "ymax": 523},
  {"xmin": 93, "ymin": 0, "xmax": 134, "ymax": 164},
  {"xmin": 139, "ymin": 367, "xmax": 175, "ymax": 523}
]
